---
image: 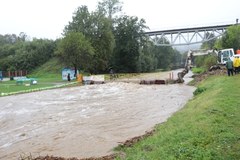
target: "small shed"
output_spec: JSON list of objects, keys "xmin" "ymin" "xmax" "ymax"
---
[{"xmin": 62, "ymin": 68, "xmax": 77, "ymax": 81}]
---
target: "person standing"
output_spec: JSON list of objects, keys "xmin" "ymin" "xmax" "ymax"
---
[
  {"xmin": 226, "ymin": 58, "xmax": 234, "ymax": 76},
  {"xmin": 67, "ymin": 73, "xmax": 71, "ymax": 82},
  {"xmin": 236, "ymin": 56, "xmax": 240, "ymax": 74},
  {"xmin": 109, "ymin": 68, "xmax": 115, "ymax": 80},
  {"xmin": 233, "ymin": 57, "xmax": 237, "ymax": 74}
]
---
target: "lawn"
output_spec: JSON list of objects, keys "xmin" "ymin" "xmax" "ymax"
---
[{"xmin": 0, "ymin": 74, "xmax": 78, "ymax": 96}]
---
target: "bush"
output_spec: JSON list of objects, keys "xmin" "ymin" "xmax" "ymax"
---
[
  {"xmin": 191, "ymin": 67, "xmax": 205, "ymax": 74},
  {"xmin": 194, "ymin": 54, "xmax": 217, "ymax": 70},
  {"xmin": 204, "ymin": 55, "xmax": 217, "ymax": 69},
  {"xmin": 193, "ymin": 87, "xmax": 206, "ymax": 95}
]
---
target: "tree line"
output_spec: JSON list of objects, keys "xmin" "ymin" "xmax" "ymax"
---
[
  {"xmin": 53, "ymin": 0, "xmax": 183, "ymax": 74},
  {"xmin": 0, "ymin": 33, "xmax": 56, "ymax": 72},
  {"xmin": 1, "ymin": 0, "xmax": 240, "ymax": 75}
]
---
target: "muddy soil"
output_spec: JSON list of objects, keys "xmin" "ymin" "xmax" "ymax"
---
[
  {"xmin": 192, "ymin": 68, "xmax": 226, "ymax": 84},
  {"xmin": 0, "ymin": 70, "xmax": 195, "ymax": 160}
]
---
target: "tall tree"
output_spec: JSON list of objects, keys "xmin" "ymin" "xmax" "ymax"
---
[
  {"xmin": 0, "ymin": 34, "xmax": 18, "ymax": 45},
  {"xmin": 97, "ymin": 0, "xmax": 122, "ymax": 20},
  {"xmin": 221, "ymin": 25, "xmax": 240, "ymax": 51},
  {"xmin": 90, "ymin": 11, "xmax": 115, "ymax": 73},
  {"xmin": 201, "ymin": 32, "xmax": 216, "ymax": 49},
  {"xmin": 56, "ymin": 32, "xmax": 94, "ymax": 74},
  {"xmin": 18, "ymin": 32, "xmax": 28, "ymax": 42},
  {"xmin": 113, "ymin": 16, "xmax": 147, "ymax": 72},
  {"xmin": 148, "ymin": 37, "xmax": 176, "ymax": 70},
  {"xmin": 64, "ymin": 6, "xmax": 91, "ymax": 36},
  {"xmin": 64, "ymin": 5, "xmax": 115, "ymax": 73},
  {"xmin": 137, "ymin": 41, "xmax": 158, "ymax": 72}
]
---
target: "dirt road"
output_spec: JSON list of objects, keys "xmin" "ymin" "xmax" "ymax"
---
[{"xmin": 0, "ymin": 70, "xmax": 195, "ymax": 159}]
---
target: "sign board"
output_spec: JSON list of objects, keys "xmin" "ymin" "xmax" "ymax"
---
[
  {"xmin": 83, "ymin": 75, "xmax": 104, "ymax": 81},
  {"xmin": 62, "ymin": 68, "xmax": 77, "ymax": 81},
  {"xmin": 0, "ymin": 71, "xmax": 3, "ymax": 80},
  {"xmin": 83, "ymin": 75, "xmax": 105, "ymax": 84},
  {"xmin": 92, "ymin": 75, "xmax": 104, "ymax": 82}
]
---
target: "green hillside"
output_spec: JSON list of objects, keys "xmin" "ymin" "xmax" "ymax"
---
[
  {"xmin": 0, "ymin": 57, "xmax": 74, "ymax": 95},
  {"xmin": 30, "ymin": 57, "xmax": 65, "ymax": 78}
]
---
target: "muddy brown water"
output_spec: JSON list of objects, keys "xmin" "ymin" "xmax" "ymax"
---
[{"xmin": 0, "ymin": 71, "xmax": 195, "ymax": 160}]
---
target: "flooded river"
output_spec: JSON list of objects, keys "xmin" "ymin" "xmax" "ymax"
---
[{"xmin": 0, "ymin": 71, "xmax": 195, "ymax": 159}]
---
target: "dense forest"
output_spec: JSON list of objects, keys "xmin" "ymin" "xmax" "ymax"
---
[{"xmin": 0, "ymin": 0, "xmax": 240, "ymax": 75}]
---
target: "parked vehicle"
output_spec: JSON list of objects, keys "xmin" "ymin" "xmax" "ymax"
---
[{"xmin": 217, "ymin": 48, "xmax": 235, "ymax": 64}]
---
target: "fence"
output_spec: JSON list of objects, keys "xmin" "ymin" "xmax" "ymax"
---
[{"xmin": 1, "ymin": 70, "xmax": 28, "ymax": 78}]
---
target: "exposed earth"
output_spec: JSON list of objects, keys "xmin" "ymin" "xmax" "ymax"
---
[{"xmin": 0, "ymin": 70, "xmax": 199, "ymax": 160}]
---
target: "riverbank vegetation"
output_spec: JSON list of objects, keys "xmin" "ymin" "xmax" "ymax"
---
[
  {"xmin": 0, "ymin": 58, "xmax": 74, "ymax": 95},
  {"xmin": 115, "ymin": 74, "xmax": 240, "ymax": 159}
]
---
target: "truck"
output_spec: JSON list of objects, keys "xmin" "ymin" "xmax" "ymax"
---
[{"xmin": 217, "ymin": 48, "xmax": 235, "ymax": 65}]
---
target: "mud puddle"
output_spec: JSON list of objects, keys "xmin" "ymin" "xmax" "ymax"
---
[{"xmin": 0, "ymin": 71, "xmax": 195, "ymax": 159}]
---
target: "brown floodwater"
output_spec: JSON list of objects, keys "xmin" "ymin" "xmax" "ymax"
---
[{"xmin": 0, "ymin": 71, "xmax": 195, "ymax": 159}]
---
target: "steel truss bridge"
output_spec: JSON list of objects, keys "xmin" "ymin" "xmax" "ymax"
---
[{"xmin": 144, "ymin": 23, "xmax": 238, "ymax": 46}]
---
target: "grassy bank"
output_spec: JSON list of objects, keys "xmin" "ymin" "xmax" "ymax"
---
[
  {"xmin": 0, "ymin": 58, "xmax": 78, "ymax": 96},
  {"xmin": 0, "ymin": 73, "xmax": 79, "ymax": 96},
  {"xmin": 115, "ymin": 74, "xmax": 240, "ymax": 160}
]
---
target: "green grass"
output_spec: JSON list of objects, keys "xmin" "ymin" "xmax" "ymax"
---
[
  {"xmin": 30, "ymin": 57, "xmax": 65, "ymax": 77},
  {"xmin": 0, "ymin": 57, "xmax": 79, "ymax": 95},
  {"xmin": 0, "ymin": 80, "xmax": 54, "ymax": 93},
  {"xmin": 191, "ymin": 67, "xmax": 206, "ymax": 74},
  {"xmin": 0, "ymin": 76, "xmax": 78, "ymax": 96},
  {"xmin": 115, "ymin": 74, "xmax": 240, "ymax": 160}
]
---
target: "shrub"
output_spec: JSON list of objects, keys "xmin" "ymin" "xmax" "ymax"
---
[
  {"xmin": 194, "ymin": 54, "xmax": 217, "ymax": 70},
  {"xmin": 193, "ymin": 87, "xmax": 206, "ymax": 95}
]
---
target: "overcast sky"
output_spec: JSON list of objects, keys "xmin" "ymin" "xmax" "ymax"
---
[{"xmin": 0, "ymin": 0, "xmax": 239, "ymax": 40}]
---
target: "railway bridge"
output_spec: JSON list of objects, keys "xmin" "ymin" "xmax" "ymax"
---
[{"xmin": 144, "ymin": 21, "xmax": 239, "ymax": 46}]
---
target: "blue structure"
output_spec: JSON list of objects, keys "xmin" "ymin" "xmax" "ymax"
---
[
  {"xmin": 62, "ymin": 68, "xmax": 78, "ymax": 81},
  {"xmin": 0, "ymin": 71, "xmax": 3, "ymax": 81}
]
